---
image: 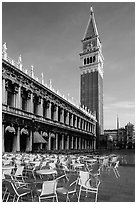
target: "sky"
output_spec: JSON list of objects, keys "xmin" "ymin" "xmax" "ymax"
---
[{"xmin": 2, "ymin": 2, "xmax": 135, "ymax": 130}]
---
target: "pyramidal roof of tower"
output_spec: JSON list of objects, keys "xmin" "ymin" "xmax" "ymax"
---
[{"xmin": 83, "ymin": 7, "xmax": 99, "ymax": 40}]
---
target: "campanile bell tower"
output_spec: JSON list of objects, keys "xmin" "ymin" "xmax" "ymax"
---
[{"xmin": 79, "ymin": 7, "xmax": 104, "ymax": 148}]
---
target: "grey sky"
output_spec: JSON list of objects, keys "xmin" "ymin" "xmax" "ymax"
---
[{"xmin": 2, "ymin": 2, "xmax": 135, "ymax": 129}]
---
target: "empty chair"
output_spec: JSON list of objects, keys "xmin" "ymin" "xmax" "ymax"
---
[
  {"xmin": 37, "ymin": 180, "xmax": 58, "ymax": 202},
  {"xmin": 2, "ymin": 180, "xmax": 33, "ymax": 202},
  {"xmin": 78, "ymin": 171, "xmax": 100, "ymax": 202},
  {"xmin": 108, "ymin": 160, "xmax": 120, "ymax": 178},
  {"xmin": 56, "ymin": 173, "xmax": 79, "ymax": 202}
]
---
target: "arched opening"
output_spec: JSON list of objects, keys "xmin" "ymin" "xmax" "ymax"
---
[
  {"xmin": 87, "ymin": 57, "xmax": 90, "ymax": 64},
  {"xmin": 5, "ymin": 125, "xmax": 16, "ymax": 152},
  {"xmin": 20, "ymin": 128, "xmax": 29, "ymax": 152},
  {"xmin": 90, "ymin": 57, "xmax": 92, "ymax": 63},
  {"xmin": 93, "ymin": 56, "xmax": 96, "ymax": 63},
  {"xmin": 84, "ymin": 58, "xmax": 86, "ymax": 65}
]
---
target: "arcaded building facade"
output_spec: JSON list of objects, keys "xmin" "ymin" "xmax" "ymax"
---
[{"xmin": 2, "ymin": 43, "xmax": 97, "ymax": 153}]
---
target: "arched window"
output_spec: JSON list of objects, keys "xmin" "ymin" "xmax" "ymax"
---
[
  {"xmin": 87, "ymin": 58, "xmax": 90, "ymax": 64},
  {"xmin": 84, "ymin": 58, "xmax": 86, "ymax": 65},
  {"xmin": 90, "ymin": 57, "xmax": 92, "ymax": 63}
]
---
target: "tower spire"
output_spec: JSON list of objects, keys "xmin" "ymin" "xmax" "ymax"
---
[{"xmin": 83, "ymin": 6, "xmax": 99, "ymax": 41}]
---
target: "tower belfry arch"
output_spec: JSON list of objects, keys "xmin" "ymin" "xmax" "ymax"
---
[{"xmin": 79, "ymin": 6, "xmax": 104, "ymax": 148}]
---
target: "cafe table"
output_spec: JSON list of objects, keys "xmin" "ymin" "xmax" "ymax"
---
[{"xmin": 36, "ymin": 169, "xmax": 57, "ymax": 181}]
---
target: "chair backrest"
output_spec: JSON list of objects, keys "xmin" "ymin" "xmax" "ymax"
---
[
  {"xmin": 114, "ymin": 160, "xmax": 119, "ymax": 168},
  {"xmin": 79, "ymin": 171, "xmax": 89, "ymax": 186},
  {"xmin": 111, "ymin": 156, "xmax": 118, "ymax": 163},
  {"xmin": 14, "ymin": 165, "xmax": 24, "ymax": 177},
  {"xmin": 49, "ymin": 162, "xmax": 56, "ymax": 169},
  {"xmin": 65, "ymin": 174, "xmax": 78, "ymax": 191},
  {"xmin": 3, "ymin": 169, "xmax": 12, "ymax": 176},
  {"xmin": 102, "ymin": 158, "xmax": 109, "ymax": 166},
  {"xmin": 40, "ymin": 180, "xmax": 57, "ymax": 196},
  {"xmin": 91, "ymin": 163, "xmax": 101, "ymax": 175}
]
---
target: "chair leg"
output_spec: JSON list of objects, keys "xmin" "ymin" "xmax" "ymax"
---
[
  {"xmin": 115, "ymin": 168, "xmax": 120, "ymax": 177},
  {"xmin": 113, "ymin": 168, "xmax": 118, "ymax": 178},
  {"xmin": 95, "ymin": 190, "xmax": 98, "ymax": 202},
  {"xmin": 5, "ymin": 193, "xmax": 10, "ymax": 202},
  {"xmin": 78, "ymin": 186, "xmax": 82, "ymax": 202},
  {"xmin": 17, "ymin": 196, "xmax": 20, "ymax": 202},
  {"xmin": 66, "ymin": 194, "xmax": 70, "ymax": 202},
  {"xmin": 56, "ymin": 194, "xmax": 58, "ymax": 202}
]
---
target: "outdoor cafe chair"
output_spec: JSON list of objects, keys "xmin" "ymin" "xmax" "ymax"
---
[
  {"xmin": 25, "ymin": 161, "xmax": 41, "ymax": 180},
  {"xmin": 56, "ymin": 173, "xmax": 79, "ymax": 202},
  {"xmin": 78, "ymin": 171, "xmax": 100, "ymax": 202},
  {"xmin": 2, "ymin": 179, "xmax": 33, "ymax": 202},
  {"xmin": 37, "ymin": 180, "xmax": 58, "ymax": 202},
  {"xmin": 108, "ymin": 160, "xmax": 120, "ymax": 178}
]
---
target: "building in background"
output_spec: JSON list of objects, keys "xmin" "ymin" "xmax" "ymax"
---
[
  {"xmin": 79, "ymin": 7, "xmax": 104, "ymax": 149},
  {"xmin": 125, "ymin": 122, "xmax": 135, "ymax": 149},
  {"xmin": 2, "ymin": 43, "xmax": 97, "ymax": 153},
  {"xmin": 104, "ymin": 122, "xmax": 135, "ymax": 150}
]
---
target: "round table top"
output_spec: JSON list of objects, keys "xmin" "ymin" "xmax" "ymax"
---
[
  {"xmin": 72, "ymin": 163, "xmax": 84, "ymax": 167},
  {"xmin": 86, "ymin": 159, "xmax": 97, "ymax": 163},
  {"xmin": 2, "ymin": 165, "xmax": 15, "ymax": 170},
  {"xmin": 36, "ymin": 169, "xmax": 57, "ymax": 175},
  {"xmin": 30, "ymin": 161, "xmax": 40, "ymax": 164}
]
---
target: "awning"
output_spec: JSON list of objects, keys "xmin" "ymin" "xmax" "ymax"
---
[
  {"xmin": 33, "ymin": 131, "xmax": 47, "ymax": 143},
  {"xmin": 5, "ymin": 126, "xmax": 15, "ymax": 134},
  {"xmin": 42, "ymin": 132, "xmax": 48, "ymax": 137},
  {"xmin": 21, "ymin": 128, "xmax": 29, "ymax": 135}
]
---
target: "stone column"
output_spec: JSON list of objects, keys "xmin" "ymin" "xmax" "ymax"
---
[
  {"xmin": 82, "ymin": 139, "xmax": 84, "ymax": 149},
  {"xmin": 62, "ymin": 135, "xmax": 64, "ymax": 150},
  {"xmin": 2, "ymin": 78, "xmax": 6, "ymax": 104},
  {"xmin": 26, "ymin": 136, "xmax": 30, "ymax": 152},
  {"xmin": 16, "ymin": 85, "xmax": 21, "ymax": 109},
  {"xmin": 47, "ymin": 101, "xmax": 51, "ymax": 119},
  {"xmin": 85, "ymin": 139, "xmax": 87, "ymax": 149},
  {"xmin": 16, "ymin": 127, "xmax": 20, "ymax": 152},
  {"xmin": 71, "ymin": 136, "xmax": 74, "ymax": 149},
  {"xmin": 56, "ymin": 133, "xmax": 58, "ymax": 150},
  {"xmin": 79, "ymin": 138, "xmax": 81, "ymax": 149},
  {"xmin": 29, "ymin": 92, "xmax": 33, "ymax": 113},
  {"xmin": 90, "ymin": 141, "xmax": 92, "ymax": 150},
  {"xmin": 75, "ymin": 116, "xmax": 77, "ymax": 128},
  {"xmin": 48, "ymin": 133, "xmax": 51, "ymax": 151},
  {"xmin": 54, "ymin": 105, "xmax": 58, "ymax": 121},
  {"xmin": 39, "ymin": 98, "xmax": 43, "ymax": 117},
  {"xmin": 69, "ymin": 113, "xmax": 72, "ymax": 126},
  {"xmin": 29, "ymin": 130, "xmax": 33, "ymax": 152},
  {"xmin": 93, "ymin": 139, "xmax": 96, "ymax": 150},
  {"xmin": 67, "ymin": 135, "xmax": 69, "ymax": 150},
  {"xmin": 12, "ymin": 133, "xmax": 17, "ymax": 152},
  {"xmin": 75, "ymin": 137, "xmax": 78, "ymax": 149},
  {"xmin": 65, "ymin": 111, "xmax": 69, "ymax": 125},
  {"xmin": 2, "ymin": 124, "xmax": 5, "ymax": 152},
  {"xmin": 60, "ymin": 108, "xmax": 64, "ymax": 123}
]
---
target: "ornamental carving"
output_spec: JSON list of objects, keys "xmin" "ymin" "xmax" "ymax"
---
[
  {"xmin": 5, "ymin": 79, "xmax": 10, "ymax": 90},
  {"xmin": 27, "ymin": 91, "xmax": 31, "ymax": 99},
  {"xmin": 46, "ymin": 101, "xmax": 50, "ymax": 109},
  {"xmin": 14, "ymin": 84, "xmax": 19, "ymax": 94}
]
